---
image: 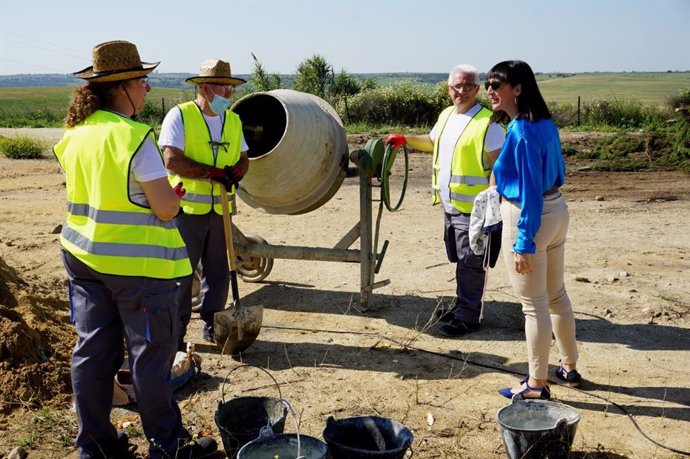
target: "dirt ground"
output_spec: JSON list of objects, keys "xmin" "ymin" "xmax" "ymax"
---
[{"xmin": 0, "ymin": 128, "xmax": 689, "ymax": 458}]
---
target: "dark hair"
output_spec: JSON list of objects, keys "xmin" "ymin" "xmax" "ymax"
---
[
  {"xmin": 486, "ymin": 60, "xmax": 551, "ymax": 124},
  {"xmin": 64, "ymin": 81, "xmax": 121, "ymax": 128}
]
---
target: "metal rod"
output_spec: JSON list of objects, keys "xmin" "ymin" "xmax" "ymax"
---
[
  {"xmin": 359, "ymin": 163, "xmax": 373, "ymax": 307},
  {"xmin": 236, "ymin": 243, "xmax": 360, "ymax": 263}
]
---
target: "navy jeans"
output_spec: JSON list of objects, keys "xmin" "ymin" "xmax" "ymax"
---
[{"xmin": 443, "ymin": 212, "xmax": 487, "ymax": 324}]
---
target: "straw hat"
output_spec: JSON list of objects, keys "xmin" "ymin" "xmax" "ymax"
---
[
  {"xmin": 73, "ymin": 40, "xmax": 159, "ymax": 83},
  {"xmin": 185, "ymin": 59, "xmax": 246, "ymax": 86}
]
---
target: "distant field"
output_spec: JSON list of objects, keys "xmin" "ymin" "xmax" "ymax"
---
[
  {"xmin": 0, "ymin": 72, "xmax": 688, "ymax": 124},
  {"xmin": 0, "ymin": 86, "xmax": 195, "ymax": 112},
  {"xmin": 537, "ymin": 72, "xmax": 690, "ymax": 106}
]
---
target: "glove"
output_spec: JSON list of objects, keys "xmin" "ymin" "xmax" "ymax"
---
[
  {"xmin": 207, "ymin": 167, "xmax": 236, "ymax": 191},
  {"xmin": 385, "ymin": 133, "xmax": 407, "ymax": 150},
  {"xmin": 224, "ymin": 165, "xmax": 246, "ymax": 184},
  {"xmin": 173, "ymin": 182, "xmax": 186, "ymax": 198}
]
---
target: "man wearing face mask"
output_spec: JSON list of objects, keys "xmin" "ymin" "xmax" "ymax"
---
[{"xmin": 159, "ymin": 59, "xmax": 249, "ymax": 349}]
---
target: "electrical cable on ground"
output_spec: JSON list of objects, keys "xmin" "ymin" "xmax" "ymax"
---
[{"xmin": 264, "ymin": 324, "xmax": 690, "ymax": 456}]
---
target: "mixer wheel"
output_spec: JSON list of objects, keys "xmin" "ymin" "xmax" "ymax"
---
[{"xmin": 237, "ymin": 235, "xmax": 274, "ymax": 282}]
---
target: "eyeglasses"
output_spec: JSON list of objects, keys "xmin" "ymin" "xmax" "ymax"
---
[
  {"xmin": 484, "ymin": 81, "xmax": 503, "ymax": 91},
  {"xmin": 209, "ymin": 140, "xmax": 230, "ymax": 152},
  {"xmin": 209, "ymin": 84, "xmax": 233, "ymax": 92},
  {"xmin": 449, "ymin": 83, "xmax": 478, "ymax": 92},
  {"xmin": 133, "ymin": 77, "xmax": 149, "ymax": 86}
]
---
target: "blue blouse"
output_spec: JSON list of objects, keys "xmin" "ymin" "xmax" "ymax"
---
[{"xmin": 494, "ymin": 118, "xmax": 565, "ymax": 254}]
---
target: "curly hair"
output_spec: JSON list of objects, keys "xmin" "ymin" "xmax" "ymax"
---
[{"xmin": 64, "ymin": 82, "xmax": 119, "ymax": 128}]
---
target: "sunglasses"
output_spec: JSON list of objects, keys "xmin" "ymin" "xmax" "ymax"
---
[
  {"xmin": 209, "ymin": 140, "xmax": 231, "ymax": 152},
  {"xmin": 484, "ymin": 81, "xmax": 503, "ymax": 91}
]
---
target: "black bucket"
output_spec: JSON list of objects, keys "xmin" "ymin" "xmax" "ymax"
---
[
  {"xmin": 497, "ymin": 398, "xmax": 580, "ymax": 459},
  {"xmin": 214, "ymin": 365, "xmax": 288, "ymax": 458},
  {"xmin": 323, "ymin": 416, "xmax": 414, "ymax": 458}
]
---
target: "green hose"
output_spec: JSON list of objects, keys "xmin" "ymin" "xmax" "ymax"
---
[{"xmin": 381, "ymin": 143, "xmax": 409, "ymax": 212}]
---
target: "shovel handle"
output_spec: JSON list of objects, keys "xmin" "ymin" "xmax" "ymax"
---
[{"xmin": 218, "ymin": 185, "xmax": 236, "ymax": 271}]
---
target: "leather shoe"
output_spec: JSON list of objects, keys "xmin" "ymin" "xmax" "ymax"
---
[
  {"xmin": 176, "ymin": 436, "xmax": 218, "ymax": 458},
  {"xmin": 434, "ymin": 307, "xmax": 455, "ymax": 322},
  {"xmin": 555, "ymin": 364, "xmax": 582, "ymax": 387},
  {"xmin": 438, "ymin": 319, "xmax": 480, "ymax": 337},
  {"xmin": 202, "ymin": 326, "xmax": 215, "ymax": 344}
]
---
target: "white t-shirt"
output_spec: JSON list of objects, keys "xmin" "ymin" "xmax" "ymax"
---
[
  {"xmin": 158, "ymin": 105, "xmax": 249, "ymax": 162},
  {"xmin": 430, "ymin": 104, "xmax": 505, "ymax": 214},
  {"xmin": 129, "ymin": 137, "xmax": 168, "ymax": 206}
]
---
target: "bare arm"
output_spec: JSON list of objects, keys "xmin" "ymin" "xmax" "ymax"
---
[
  {"xmin": 236, "ymin": 150, "xmax": 249, "ymax": 175},
  {"xmin": 164, "ymin": 146, "xmax": 250, "ymax": 178},
  {"xmin": 405, "ymin": 134, "xmax": 434, "ymax": 152},
  {"xmin": 163, "ymin": 145, "xmax": 211, "ymax": 179},
  {"xmin": 140, "ymin": 177, "xmax": 181, "ymax": 221}
]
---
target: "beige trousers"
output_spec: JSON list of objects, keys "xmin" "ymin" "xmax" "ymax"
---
[{"xmin": 500, "ymin": 193, "xmax": 579, "ymax": 380}]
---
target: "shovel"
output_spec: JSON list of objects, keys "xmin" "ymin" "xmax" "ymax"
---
[{"xmin": 213, "ymin": 183, "xmax": 263, "ymax": 354}]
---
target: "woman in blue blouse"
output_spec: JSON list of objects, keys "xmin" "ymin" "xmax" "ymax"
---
[{"xmin": 486, "ymin": 60, "xmax": 582, "ymax": 399}]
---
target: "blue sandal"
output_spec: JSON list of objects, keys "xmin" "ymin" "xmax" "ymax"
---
[{"xmin": 499, "ymin": 379, "xmax": 551, "ymax": 400}]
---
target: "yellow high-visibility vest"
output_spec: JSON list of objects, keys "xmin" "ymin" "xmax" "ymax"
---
[
  {"xmin": 54, "ymin": 110, "xmax": 192, "ymax": 279},
  {"xmin": 168, "ymin": 101, "xmax": 242, "ymax": 215},
  {"xmin": 432, "ymin": 106, "xmax": 493, "ymax": 213}
]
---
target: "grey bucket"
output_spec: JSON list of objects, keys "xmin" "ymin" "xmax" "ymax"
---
[
  {"xmin": 237, "ymin": 431, "xmax": 329, "ymax": 459},
  {"xmin": 323, "ymin": 416, "xmax": 414, "ymax": 458},
  {"xmin": 497, "ymin": 398, "xmax": 580, "ymax": 459},
  {"xmin": 214, "ymin": 366, "xmax": 288, "ymax": 458},
  {"xmin": 237, "ymin": 399, "xmax": 329, "ymax": 459}
]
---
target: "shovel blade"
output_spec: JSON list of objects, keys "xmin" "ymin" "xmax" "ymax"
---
[{"xmin": 213, "ymin": 301, "xmax": 263, "ymax": 355}]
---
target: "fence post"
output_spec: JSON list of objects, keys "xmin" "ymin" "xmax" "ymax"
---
[{"xmin": 577, "ymin": 96, "xmax": 581, "ymax": 127}]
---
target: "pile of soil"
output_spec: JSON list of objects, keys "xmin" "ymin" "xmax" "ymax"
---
[{"xmin": 0, "ymin": 255, "xmax": 73, "ymax": 417}]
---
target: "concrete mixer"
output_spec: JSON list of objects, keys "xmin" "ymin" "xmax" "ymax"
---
[{"xmin": 213, "ymin": 89, "xmax": 408, "ymax": 353}]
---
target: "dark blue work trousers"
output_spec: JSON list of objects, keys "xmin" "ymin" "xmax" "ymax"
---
[
  {"xmin": 62, "ymin": 250, "xmax": 190, "ymax": 459},
  {"xmin": 443, "ymin": 212, "xmax": 487, "ymax": 324},
  {"xmin": 175, "ymin": 211, "xmax": 230, "ymax": 344}
]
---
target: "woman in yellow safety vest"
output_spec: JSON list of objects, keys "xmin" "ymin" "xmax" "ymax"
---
[{"xmin": 54, "ymin": 40, "xmax": 216, "ymax": 458}]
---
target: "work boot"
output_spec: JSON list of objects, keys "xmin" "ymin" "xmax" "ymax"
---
[
  {"xmin": 176, "ymin": 436, "xmax": 218, "ymax": 458},
  {"xmin": 438, "ymin": 319, "xmax": 480, "ymax": 337},
  {"xmin": 434, "ymin": 307, "xmax": 455, "ymax": 323},
  {"xmin": 202, "ymin": 324, "xmax": 214, "ymax": 344}
]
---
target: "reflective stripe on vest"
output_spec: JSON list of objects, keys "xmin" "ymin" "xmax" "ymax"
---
[
  {"xmin": 53, "ymin": 110, "xmax": 192, "ymax": 279},
  {"xmin": 432, "ymin": 105, "xmax": 493, "ymax": 213},
  {"xmin": 168, "ymin": 101, "xmax": 242, "ymax": 215}
]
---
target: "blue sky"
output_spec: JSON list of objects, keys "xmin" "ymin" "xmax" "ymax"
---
[{"xmin": 1, "ymin": 0, "xmax": 689, "ymax": 76}]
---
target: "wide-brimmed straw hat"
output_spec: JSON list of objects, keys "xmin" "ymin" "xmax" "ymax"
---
[
  {"xmin": 185, "ymin": 59, "xmax": 246, "ymax": 86},
  {"xmin": 73, "ymin": 40, "xmax": 159, "ymax": 83}
]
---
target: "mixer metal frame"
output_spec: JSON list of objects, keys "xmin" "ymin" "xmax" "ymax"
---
[{"xmin": 232, "ymin": 140, "xmax": 392, "ymax": 308}]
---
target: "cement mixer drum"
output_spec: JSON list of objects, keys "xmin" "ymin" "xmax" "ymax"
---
[{"xmin": 232, "ymin": 89, "xmax": 348, "ymax": 215}]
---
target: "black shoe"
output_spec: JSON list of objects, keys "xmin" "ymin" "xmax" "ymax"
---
[
  {"xmin": 439, "ymin": 319, "xmax": 480, "ymax": 337},
  {"xmin": 202, "ymin": 326, "xmax": 214, "ymax": 344},
  {"xmin": 435, "ymin": 307, "xmax": 455, "ymax": 323},
  {"xmin": 555, "ymin": 364, "xmax": 582, "ymax": 387},
  {"xmin": 177, "ymin": 436, "xmax": 218, "ymax": 458},
  {"xmin": 113, "ymin": 430, "xmax": 137, "ymax": 459}
]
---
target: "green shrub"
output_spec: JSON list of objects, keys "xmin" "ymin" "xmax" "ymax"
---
[
  {"xmin": 580, "ymin": 99, "xmax": 670, "ymax": 129},
  {"xmin": 0, "ymin": 135, "xmax": 45, "ymax": 159},
  {"xmin": 672, "ymin": 107, "xmax": 690, "ymax": 161},
  {"xmin": 339, "ymin": 81, "xmax": 450, "ymax": 127},
  {"xmin": 667, "ymin": 87, "xmax": 690, "ymax": 110}
]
